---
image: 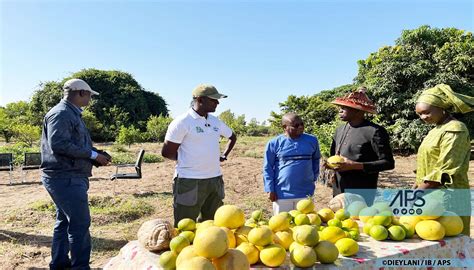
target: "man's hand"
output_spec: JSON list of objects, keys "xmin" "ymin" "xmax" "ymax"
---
[
  {"xmin": 268, "ymin": 192, "xmax": 277, "ymax": 202},
  {"xmin": 417, "ymin": 181, "xmax": 442, "ymax": 190},
  {"xmin": 322, "ymin": 159, "xmax": 332, "ymax": 169},
  {"xmin": 333, "ymin": 156, "xmax": 363, "ymax": 172},
  {"xmin": 95, "ymin": 153, "xmax": 110, "ymax": 166}
]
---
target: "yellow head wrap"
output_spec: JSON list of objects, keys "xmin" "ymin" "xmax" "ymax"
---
[{"xmin": 416, "ymin": 84, "xmax": 474, "ymax": 114}]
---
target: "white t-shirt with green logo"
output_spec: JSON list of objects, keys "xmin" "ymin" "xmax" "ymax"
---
[{"xmin": 165, "ymin": 109, "xmax": 233, "ymax": 179}]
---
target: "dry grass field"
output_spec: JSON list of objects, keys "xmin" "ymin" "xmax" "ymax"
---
[{"xmin": 0, "ymin": 137, "xmax": 472, "ymax": 269}]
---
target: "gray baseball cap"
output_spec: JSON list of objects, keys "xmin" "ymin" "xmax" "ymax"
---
[{"xmin": 63, "ymin": 78, "xmax": 99, "ymax": 95}]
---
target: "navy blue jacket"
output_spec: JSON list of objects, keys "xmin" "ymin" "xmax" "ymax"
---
[{"xmin": 41, "ymin": 99, "xmax": 94, "ymax": 178}]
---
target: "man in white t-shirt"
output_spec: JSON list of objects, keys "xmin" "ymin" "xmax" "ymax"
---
[{"xmin": 162, "ymin": 84, "xmax": 237, "ymax": 226}]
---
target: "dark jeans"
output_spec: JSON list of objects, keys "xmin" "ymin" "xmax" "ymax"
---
[{"xmin": 42, "ymin": 177, "xmax": 91, "ymax": 270}]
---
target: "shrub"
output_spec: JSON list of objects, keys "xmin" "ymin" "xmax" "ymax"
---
[
  {"xmin": 110, "ymin": 152, "xmax": 136, "ymax": 164},
  {"xmin": 146, "ymin": 115, "xmax": 172, "ymax": 142},
  {"xmin": 110, "ymin": 151, "xmax": 163, "ymax": 164},
  {"xmin": 110, "ymin": 144, "xmax": 128, "ymax": 153},
  {"xmin": 143, "ymin": 153, "xmax": 163, "ymax": 163},
  {"xmin": 116, "ymin": 125, "xmax": 142, "ymax": 147},
  {"xmin": 11, "ymin": 124, "xmax": 41, "ymax": 146}
]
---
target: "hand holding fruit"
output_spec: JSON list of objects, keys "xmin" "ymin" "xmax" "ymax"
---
[
  {"xmin": 327, "ymin": 155, "xmax": 363, "ymax": 172},
  {"xmin": 325, "ymin": 155, "xmax": 344, "ymax": 169}
]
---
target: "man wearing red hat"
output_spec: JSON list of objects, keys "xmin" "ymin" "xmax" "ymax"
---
[{"xmin": 328, "ymin": 87, "xmax": 395, "ymax": 205}]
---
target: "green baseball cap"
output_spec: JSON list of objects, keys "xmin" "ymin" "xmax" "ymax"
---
[{"xmin": 192, "ymin": 84, "xmax": 228, "ymax": 99}]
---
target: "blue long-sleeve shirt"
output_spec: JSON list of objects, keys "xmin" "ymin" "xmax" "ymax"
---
[{"xmin": 263, "ymin": 133, "xmax": 321, "ymax": 199}]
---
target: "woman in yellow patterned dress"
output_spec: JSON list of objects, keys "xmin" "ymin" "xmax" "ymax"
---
[{"xmin": 413, "ymin": 84, "xmax": 473, "ymax": 235}]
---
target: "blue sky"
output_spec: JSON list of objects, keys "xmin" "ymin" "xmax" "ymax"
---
[{"xmin": 1, "ymin": 0, "xmax": 472, "ymax": 122}]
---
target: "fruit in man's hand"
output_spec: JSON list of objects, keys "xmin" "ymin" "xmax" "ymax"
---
[{"xmin": 327, "ymin": 155, "xmax": 345, "ymax": 169}]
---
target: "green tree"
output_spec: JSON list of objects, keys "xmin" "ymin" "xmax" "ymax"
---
[
  {"xmin": 146, "ymin": 115, "xmax": 173, "ymax": 142},
  {"xmin": 219, "ymin": 110, "xmax": 247, "ymax": 135},
  {"xmin": 4, "ymin": 101, "xmax": 35, "ymax": 124},
  {"xmin": 116, "ymin": 125, "xmax": 142, "ymax": 148},
  {"xmin": 245, "ymin": 118, "xmax": 272, "ymax": 136},
  {"xmin": 312, "ymin": 120, "xmax": 341, "ymax": 158},
  {"xmin": 271, "ymin": 26, "xmax": 473, "ymax": 154},
  {"xmin": 30, "ymin": 69, "xmax": 168, "ymax": 141},
  {"xmin": 356, "ymin": 25, "xmax": 474, "ymax": 152},
  {"xmin": 1, "ymin": 101, "xmax": 39, "ymax": 143},
  {"xmin": 0, "ymin": 107, "xmax": 14, "ymax": 142},
  {"xmin": 82, "ymin": 109, "xmax": 104, "ymax": 140},
  {"xmin": 101, "ymin": 105, "xmax": 131, "ymax": 141},
  {"xmin": 12, "ymin": 124, "xmax": 41, "ymax": 146},
  {"xmin": 269, "ymin": 84, "xmax": 353, "ymax": 134},
  {"xmin": 30, "ymin": 81, "xmax": 63, "ymax": 126}
]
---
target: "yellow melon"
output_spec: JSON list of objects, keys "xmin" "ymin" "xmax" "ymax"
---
[
  {"xmin": 194, "ymin": 226, "xmax": 229, "ymax": 258},
  {"xmin": 214, "ymin": 205, "xmax": 245, "ymax": 229},
  {"xmin": 212, "ymin": 249, "xmax": 250, "ymax": 270}
]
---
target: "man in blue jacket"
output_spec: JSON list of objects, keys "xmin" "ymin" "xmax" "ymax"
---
[
  {"xmin": 41, "ymin": 78, "xmax": 110, "ymax": 270},
  {"xmin": 263, "ymin": 112, "xmax": 321, "ymax": 215}
]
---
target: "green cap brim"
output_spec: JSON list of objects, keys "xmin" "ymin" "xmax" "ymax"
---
[{"xmin": 207, "ymin": 93, "xmax": 228, "ymax": 99}]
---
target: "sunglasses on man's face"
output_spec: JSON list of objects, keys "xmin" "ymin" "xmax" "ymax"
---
[{"xmin": 287, "ymin": 123, "xmax": 304, "ymax": 128}]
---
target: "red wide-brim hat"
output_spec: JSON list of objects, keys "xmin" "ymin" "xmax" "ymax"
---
[{"xmin": 331, "ymin": 87, "xmax": 377, "ymax": 114}]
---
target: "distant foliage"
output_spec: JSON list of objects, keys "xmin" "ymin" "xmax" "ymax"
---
[
  {"xmin": 312, "ymin": 121, "xmax": 341, "ymax": 158},
  {"xmin": 0, "ymin": 108, "xmax": 14, "ymax": 143},
  {"xmin": 30, "ymin": 69, "xmax": 168, "ymax": 141},
  {"xmin": 29, "ymin": 81, "xmax": 63, "ymax": 126},
  {"xmin": 219, "ymin": 110, "xmax": 274, "ymax": 136},
  {"xmin": 387, "ymin": 119, "xmax": 433, "ymax": 154},
  {"xmin": 110, "ymin": 144, "xmax": 128, "ymax": 153},
  {"xmin": 110, "ymin": 151, "xmax": 163, "ymax": 164},
  {"xmin": 0, "ymin": 142, "xmax": 40, "ymax": 166},
  {"xmin": 143, "ymin": 153, "xmax": 164, "ymax": 163},
  {"xmin": 116, "ymin": 125, "xmax": 142, "ymax": 147},
  {"xmin": 146, "ymin": 115, "xmax": 173, "ymax": 142},
  {"xmin": 356, "ymin": 25, "xmax": 473, "ymax": 152},
  {"xmin": 12, "ymin": 124, "xmax": 41, "ymax": 146},
  {"xmin": 0, "ymin": 101, "xmax": 40, "ymax": 144},
  {"xmin": 271, "ymin": 26, "xmax": 473, "ymax": 154},
  {"xmin": 269, "ymin": 84, "xmax": 353, "ymax": 134},
  {"xmin": 219, "ymin": 110, "xmax": 247, "ymax": 135},
  {"xmin": 81, "ymin": 110, "xmax": 104, "ymax": 140},
  {"xmin": 109, "ymin": 152, "xmax": 136, "ymax": 164}
]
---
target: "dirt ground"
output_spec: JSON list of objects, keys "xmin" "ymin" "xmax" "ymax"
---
[{"xmin": 0, "ymin": 142, "xmax": 473, "ymax": 269}]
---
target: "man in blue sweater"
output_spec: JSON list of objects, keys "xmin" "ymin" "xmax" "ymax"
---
[{"xmin": 263, "ymin": 113, "xmax": 321, "ymax": 214}]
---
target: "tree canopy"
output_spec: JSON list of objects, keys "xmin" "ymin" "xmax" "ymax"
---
[
  {"xmin": 356, "ymin": 25, "xmax": 473, "ymax": 152},
  {"xmin": 30, "ymin": 69, "xmax": 168, "ymax": 141},
  {"xmin": 271, "ymin": 26, "xmax": 473, "ymax": 154}
]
